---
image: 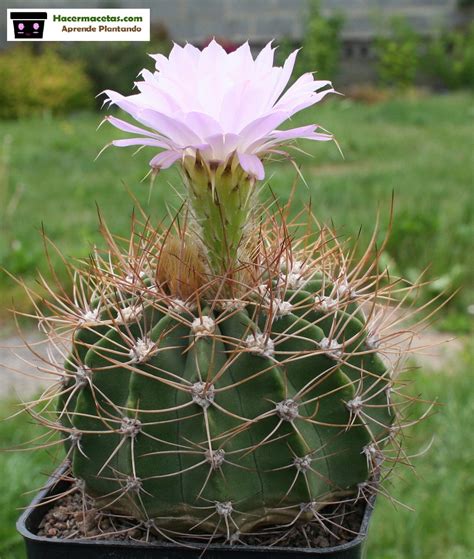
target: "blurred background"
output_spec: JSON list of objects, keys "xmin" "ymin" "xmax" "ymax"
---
[{"xmin": 0, "ymin": 1, "xmax": 472, "ymax": 558}]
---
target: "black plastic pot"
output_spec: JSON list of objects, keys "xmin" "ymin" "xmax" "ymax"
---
[{"xmin": 17, "ymin": 468, "xmax": 375, "ymax": 559}]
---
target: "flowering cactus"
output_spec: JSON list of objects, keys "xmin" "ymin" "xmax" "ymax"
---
[
  {"xmin": 21, "ymin": 41, "xmax": 426, "ymax": 545},
  {"xmin": 103, "ymin": 40, "xmax": 334, "ymax": 274}
]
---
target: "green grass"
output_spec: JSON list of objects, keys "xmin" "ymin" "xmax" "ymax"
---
[
  {"xmin": 0, "ymin": 92, "xmax": 473, "ymax": 330},
  {"xmin": 0, "ymin": 345, "xmax": 472, "ymax": 559},
  {"xmin": 366, "ymin": 344, "xmax": 474, "ymax": 559},
  {"xmin": 0, "ymin": 406, "xmax": 61, "ymax": 559}
]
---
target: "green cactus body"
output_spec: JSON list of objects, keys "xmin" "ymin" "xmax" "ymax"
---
[
  {"xmin": 56, "ymin": 146, "xmax": 394, "ymax": 537},
  {"xmin": 60, "ymin": 270, "xmax": 393, "ymax": 534},
  {"xmin": 182, "ymin": 153, "xmax": 257, "ymax": 277}
]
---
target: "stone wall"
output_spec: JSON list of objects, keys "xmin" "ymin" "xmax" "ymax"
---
[
  {"xmin": 1, "ymin": 0, "xmax": 461, "ymax": 47},
  {"xmin": 1, "ymin": 0, "xmax": 466, "ymax": 84}
]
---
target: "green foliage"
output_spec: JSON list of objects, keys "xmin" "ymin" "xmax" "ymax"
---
[
  {"xmin": 296, "ymin": 0, "xmax": 344, "ymax": 77},
  {"xmin": 274, "ymin": 1, "xmax": 343, "ymax": 101},
  {"xmin": 426, "ymin": 23, "xmax": 474, "ymax": 90},
  {"xmin": 58, "ymin": 24, "xmax": 171, "ymax": 102},
  {"xmin": 0, "ymin": 47, "xmax": 92, "ymax": 120},
  {"xmin": 374, "ymin": 17, "xmax": 420, "ymax": 89}
]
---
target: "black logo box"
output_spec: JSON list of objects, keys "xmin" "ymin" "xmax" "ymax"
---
[{"xmin": 10, "ymin": 12, "xmax": 47, "ymax": 39}]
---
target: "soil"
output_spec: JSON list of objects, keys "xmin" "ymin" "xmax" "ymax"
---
[{"xmin": 37, "ymin": 490, "xmax": 368, "ymax": 549}]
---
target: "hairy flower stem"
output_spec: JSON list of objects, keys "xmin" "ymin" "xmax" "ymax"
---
[{"xmin": 183, "ymin": 153, "xmax": 257, "ymax": 277}]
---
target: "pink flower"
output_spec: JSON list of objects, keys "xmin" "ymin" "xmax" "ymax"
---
[{"xmin": 103, "ymin": 40, "xmax": 335, "ymax": 180}]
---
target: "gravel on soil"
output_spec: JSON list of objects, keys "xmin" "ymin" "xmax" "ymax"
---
[{"xmin": 37, "ymin": 489, "xmax": 368, "ymax": 549}]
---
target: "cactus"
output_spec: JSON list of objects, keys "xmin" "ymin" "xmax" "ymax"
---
[
  {"xmin": 15, "ymin": 40, "xmax": 431, "ymax": 546},
  {"xmin": 42, "ymin": 203, "xmax": 401, "ymax": 540}
]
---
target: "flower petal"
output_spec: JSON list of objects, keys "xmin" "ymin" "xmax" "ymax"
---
[
  {"xmin": 287, "ymin": 88, "xmax": 336, "ymax": 117},
  {"xmin": 105, "ymin": 40, "xmax": 336, "ymax": 175},
  {"xmin": 134, "ymin": 77, "xmax": 181, "ymax": 114},
  {"xmin": 255, "ymin": 41, "xmax": 275, "ymax": 72},
  {"xmin": 237, "ymin": 111, "xmax": 290, "ymax": 149},
  {"xmin": 270, "ymin": 125, "xmax": 333, "ymax": 142},
  {"xmin": 183, "ymin": 112, "xmax": 223, "ymax": 139},
  {"xmin": 104, "ymin": 115, "xmax": 162, "ymax": 139},
  {"xmin": 270, "ymin": 49, "xmax": 299, "ymax": 105},
  {"xmin": 237, "ymin": 152, "xmax": 265, "ymax": 180},
  {"xmin": 149, "ymin": 150, "xmax": 182, "ymax": 169},
  {"xmin": 103, "ymin": 90, "xmax": 144, "ymax": 119},
  {"xmin": 139, "ymin": 109, "xmax": 202, "ymax": 147},
  {"xmin": 112, "ymin": 138, "xmax": 170, "ymax": 148},
  {"xmin": 202, "ymin": 133, "xmax": 240, "ymax": 161}
]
